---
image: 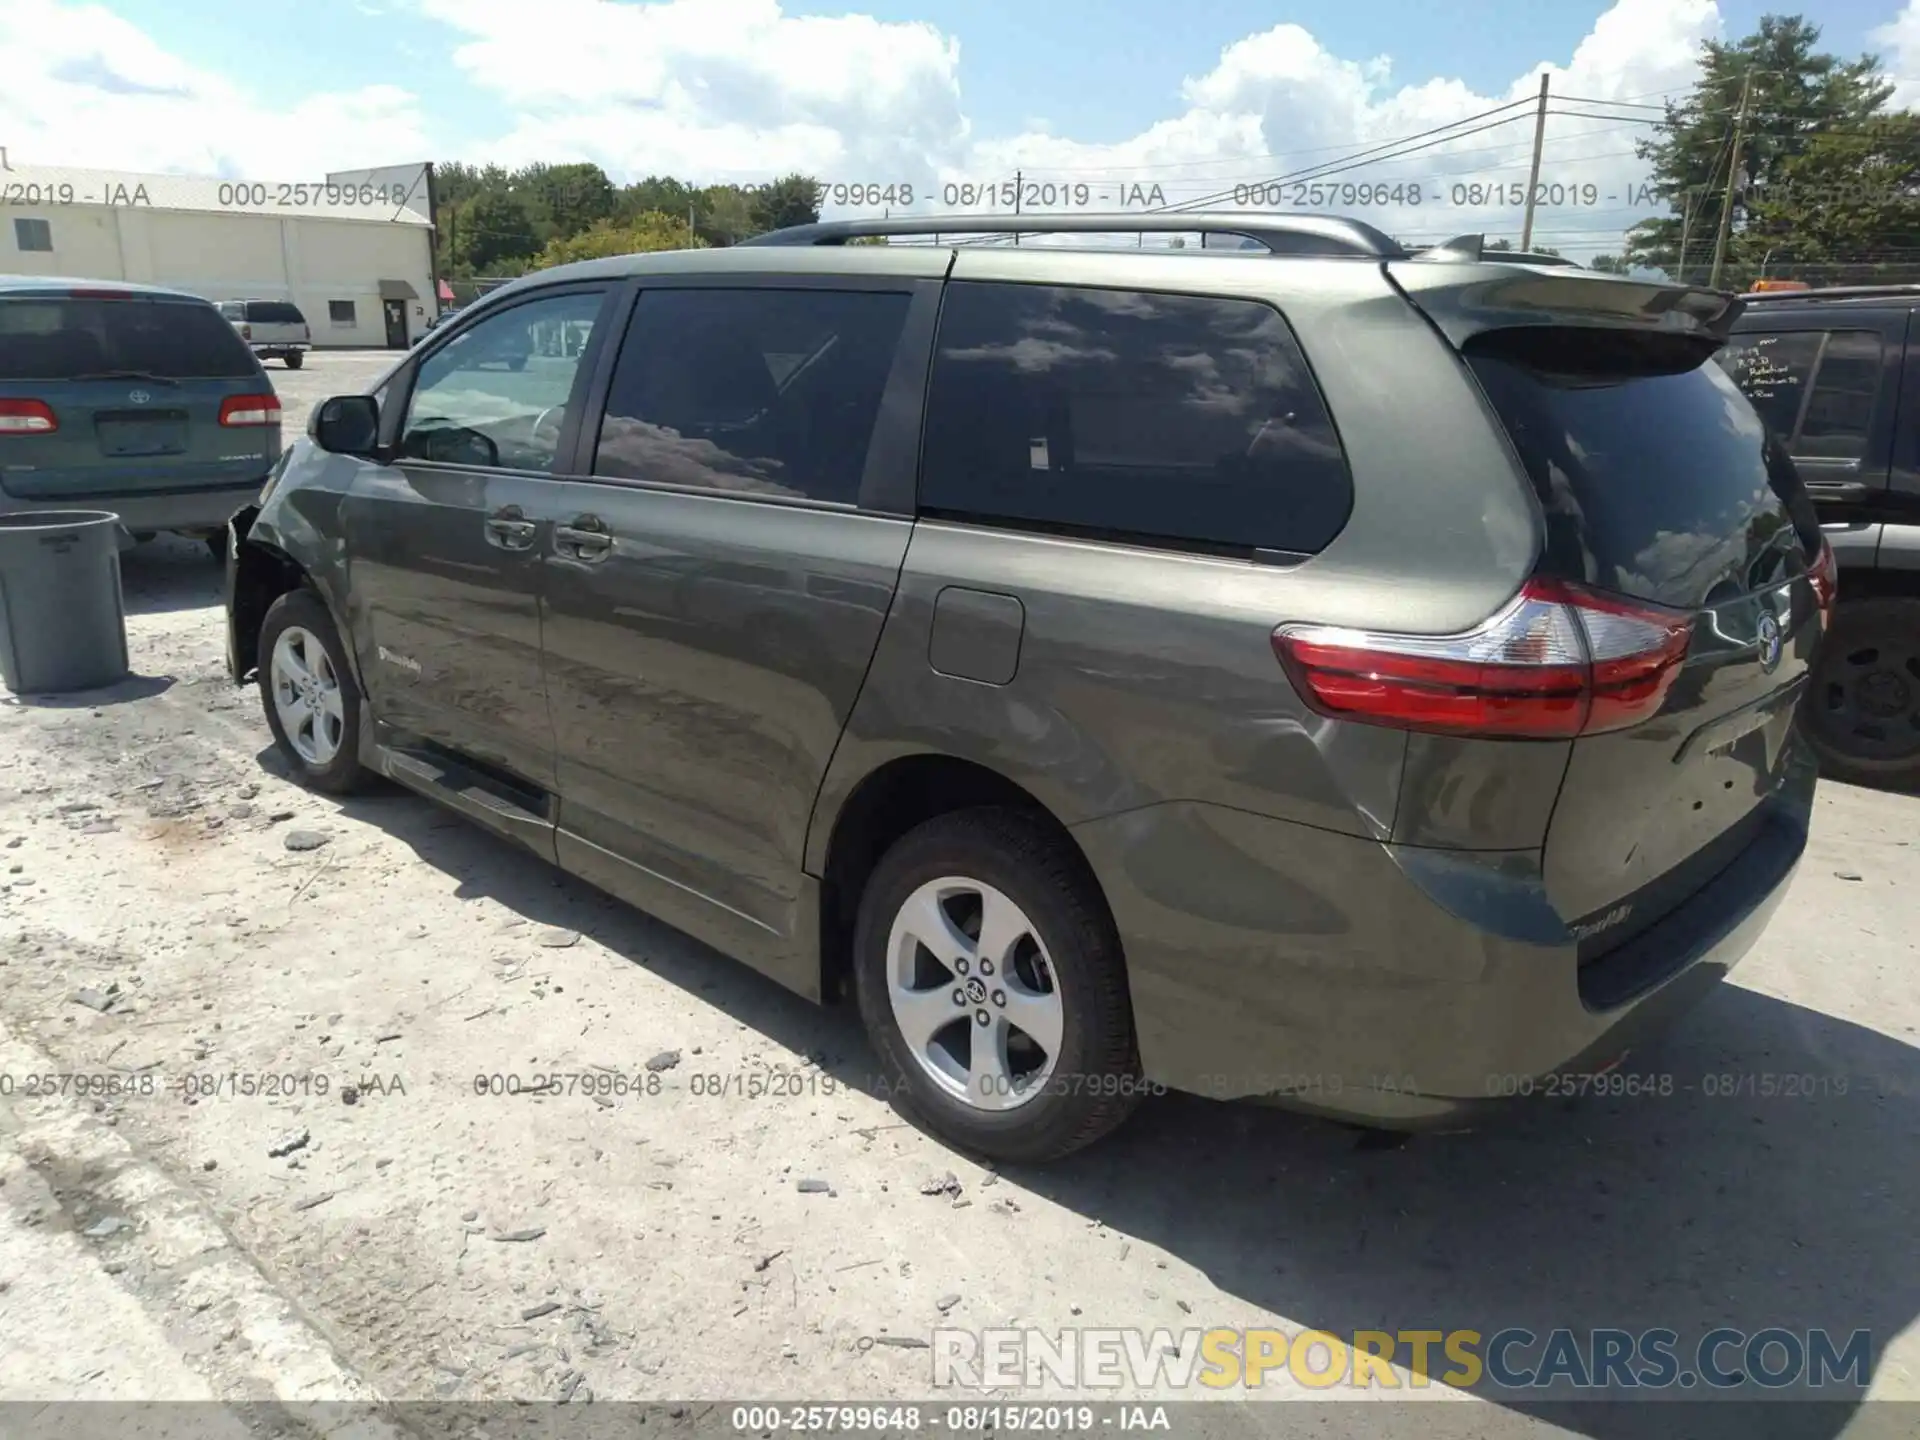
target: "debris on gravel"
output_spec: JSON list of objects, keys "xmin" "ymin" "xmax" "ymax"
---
[
  {"xmin": 267, "ymin": 1127, "xmax": 311, "ymax": 1158},
  {"xmin": 537, "ymin": 928, "xmax": 580, "ymax": 948},
  {"xmin": 797, "ymin": 1178, "xmax": 834, "ymax": 1195},
  {"xmin": 520, "ymin": 1301, "xmax": 562, "ymax": 1321},
  {"xmin": 493, "ymin": 1227, "xmax": 547, "ymax": 1243},
  {"xmin": 919, "ymin": 1172, "xmax": 962, "ymax": 1199},
  {"xmin": 292, "ymin": 1191, "xmax": 337, "ymax": 1212},
  {"xmin": 70, "ymin": 986, "xmax": 119, "ymax": 1013},
  {"xmin": 645, "ymin": 1050, "xmax": 681, "ymax": 1072},
  {"xmin": 284, "ymin": 830, "xmax": 330, "ymax": 852}
]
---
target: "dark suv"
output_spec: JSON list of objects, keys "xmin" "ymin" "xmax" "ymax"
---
[
  {"xmin": 1724, "ymin": 287, "xmax": 1920, "ymax": 787},
  {"xmin": 225, "ymin": 215, "xmax": 1827, "ymax": 1161}
]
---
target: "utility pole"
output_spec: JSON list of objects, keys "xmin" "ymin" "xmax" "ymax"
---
[
  {"xmin": 1709, "ymin": 70, "xmax": 1754, "ymax": 290},
  {"xmin": 1519, "ymin": 72, "xmax": 1550, "ymax": 251},
  {"xmin": 1676, "ymin": 188, "xmax": 1697, "ymax": 285}
]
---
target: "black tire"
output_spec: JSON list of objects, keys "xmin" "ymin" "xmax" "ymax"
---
[
  {"xmin": 256, "ymin": 589, "xmax": 377, "ymax": 795},
  {"xmin": 1801, "ymin": 597, "xmax": 1920, "ymax": 790},
  {"xmin": 205, "ymin": 531, "xmax": 228, "ymax": 564},
  {"xmin": 284, "ymin": 352, "xmax": 304, "ymax": 370},
  {"xmin": 853, "ymin": 807, "xmax": 1143, "ymax": 1163}
]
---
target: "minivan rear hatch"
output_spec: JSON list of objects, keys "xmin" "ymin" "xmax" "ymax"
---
[
  {"xmin": 0, "ymin": 289, "xmax": 280, "ymax": 501},
  {"xmin": 1387, "ymin": 262, "xmax": 1827, "ymax": 971}
]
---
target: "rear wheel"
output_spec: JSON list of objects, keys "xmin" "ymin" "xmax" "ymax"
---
[
  {"xmin": 853, "ymin": 808, "xmax": 1143, "ymax": 1163},
  {"xmin": 1802, "ymin": 597, "xmax": 1920, "ymax": 789},
  {"xmin": 258, "ymin": 589, "xmax": 376, "ymax": 795},
  {"xmin": 205, "ymin": 531, "xmax": 227, "ymax": 564},
  {"xmin": 284, "ymin": 352, "xmax": 304, "ymax": 370}
]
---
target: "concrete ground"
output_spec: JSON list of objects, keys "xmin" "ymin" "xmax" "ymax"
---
[{"xmin": 0, "ymin": 353, "xmax": 1916, "ymax": 1440}]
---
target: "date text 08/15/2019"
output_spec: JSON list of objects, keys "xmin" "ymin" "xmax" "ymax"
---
[{"xmin": 822, "ymin": 179, "xmax": 1662, "ymax": 212}]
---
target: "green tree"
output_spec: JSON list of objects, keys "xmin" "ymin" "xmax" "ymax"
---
[
  {"xmin": 1589, "ymin": 253, "xmax": 1631, "ymax": 273},
  {"xmin": 519, "ymin": 162, "xmax": 618, "ymax": 238},
  {"xmin": 1739, "ymin": 111, "xmax": 1920, "ymax": 284},
  {"xmin": 751, "ymin": 173, "xmax": 823, "ymax": 232},
  {"xmin": 694, "ymin": 185, "xmax": 758, "ymax": 247},
  {"xmin": 459, "ymin": 187, "xmax": 542, "ymax": 273},
  {"xmin": 533, "ymin": 213, "xmax": 705, "ymax": 267},
  {"xmin": 1486, "ymin": 238, "xmax": 1564, "ymax": 257},
  {"xmin": 1623, "ymin": 14, "xmax": 1895, "ymax": 282},
  {"xmin": 619, "ymin": 175, "xmax": 699, "ymax": 224}
]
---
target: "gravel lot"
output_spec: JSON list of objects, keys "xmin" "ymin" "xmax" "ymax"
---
[{"xmin": 1, "ymin": 353, "xmax": 1916, "ymax": 1438}]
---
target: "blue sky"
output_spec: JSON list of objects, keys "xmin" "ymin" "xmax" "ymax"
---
[
  {"xmin": 4, "ymin": 0, "xmax": 1918, "ymax": 259},
  {"xmin": 96, "ymin": 0, "xmax": 1913, "ymax": 147}
]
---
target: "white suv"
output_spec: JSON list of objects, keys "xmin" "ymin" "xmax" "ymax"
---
[{"xmin": 216, "ymin": 299, "xmax": 311, "ymax": 369}]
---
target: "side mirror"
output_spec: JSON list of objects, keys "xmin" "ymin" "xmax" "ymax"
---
[{"xmin": 309, "ymin": 394, "xmax": 380, "ymax": 455}]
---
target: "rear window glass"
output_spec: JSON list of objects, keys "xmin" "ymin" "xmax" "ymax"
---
[
  {"xmin": 246, "ymin": 301, "xmax": 306, "ymax": 325},
  {"xmin": 0, "ymin": 297, "xmax": 260, "ymax": 380},
  {"xmin": 1468, "ymin": 329, "xmax": 1821, "ymax": 609},
  {"xmin": 1715, "ymin": 328, "xmax": 1884, "ymax": 459},
  {"xmin": 919, "ymin": 281, "xmax": 1352, "ymax": 555}
]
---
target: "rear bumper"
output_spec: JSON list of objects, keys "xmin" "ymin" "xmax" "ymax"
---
[
  {"xmin": 0, "ymin": 482, "xmax": 263, "ymax": 537},
  {"xmin": 1071, "ymin": 742, "xmax": 1816, "ymax": 1128}
]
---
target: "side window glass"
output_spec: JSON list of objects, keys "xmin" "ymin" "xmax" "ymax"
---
[
  {"xmin": 399, "ymin": 290, "xmax": 604, "ymax": 471},
  {"xmin": 1714, "ymin": 331, "xmax": 1823, "ymax": 440},
  {"xmin": 1796, "ymin": 330, "xmax": 1883, "ymax": 459},
  {"xmin": 592, "ymin": 288, "xmax": 912, "ymax": 504},
  {"xmin": 919, "ymin": 282, "xmax": 1352, "ymax": 554}
]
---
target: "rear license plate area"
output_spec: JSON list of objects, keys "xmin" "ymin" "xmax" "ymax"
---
[{"xmin": 95, "ymin": 409, "xmax": 188, "ymax": 458}]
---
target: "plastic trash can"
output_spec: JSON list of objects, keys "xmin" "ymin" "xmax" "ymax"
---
[{"xmin": 0, "ymin": 510, "xmax": 130, "ymax": 695}]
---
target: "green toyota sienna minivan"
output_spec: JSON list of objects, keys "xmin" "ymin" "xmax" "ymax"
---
[{"xmin": 0, "ymin": 277, "xmax": 283, "ymax": 557}]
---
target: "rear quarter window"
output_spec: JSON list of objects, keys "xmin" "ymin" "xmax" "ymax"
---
[
  {"xmin": 919, "ymin": 281, "xmax": 1353, "ymax": 555},
  {"xmin": 246, "ymin": 302, "xmax": 307, "ymax": 325},
  {"xmin": 0, "ymin": 297, "xmax": 261, "ymax": 380}
]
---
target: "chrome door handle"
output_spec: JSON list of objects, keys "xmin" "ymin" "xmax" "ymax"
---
[
  {"xmin": 484, "ymin": 507, "xmax": 536, "ymax": 550},
  {"xmin": 554, "ymin": 516, "xmax": 612, "ymax": 562}
]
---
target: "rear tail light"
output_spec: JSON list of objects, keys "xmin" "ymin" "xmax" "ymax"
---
[
  {"xmin": 218, "ymin": 394, "xmax": 282, "ymax": 427},
  {"xmin": 301, "ymin": 325, "xmax": 310, "ymax": 340},
  {"xmin": 66, "ymin": 288, "xmax": 132, "ymax": 300},
  {"xmin": 1807, "ymin": 538, "xmax": 1838, "ymax": 621},
  {"xmin": 241, "ymin": 323, "xmax": 253, "ymax": 340},
  {"xmin": 1273, "ymin": 579, "xmax": 1694, "ymax": 740},
  {"xmin": 0, "ymin": 398, "xmax": 57, "ymax": 434}
]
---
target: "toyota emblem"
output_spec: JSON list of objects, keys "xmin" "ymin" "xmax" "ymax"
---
[
  {"xmin": 127, "ymin": 389, "xmax": 150, "ymax": 405},
  {"xmin": 1756, "ymin": 612, "xmax": 1783, "ymax": 673}
]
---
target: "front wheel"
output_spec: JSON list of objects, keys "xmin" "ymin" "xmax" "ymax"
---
[
  {"xmin": 853, "ymin": 808, "xmax": 1144, "ymax": 1163},
  {"xmin": 257, "ymin": 589, "xmax": 377, "ymax": 795},
  {"xmin": 1801, "ymin": 597, "xmax": 1920, "ymax": 790}
]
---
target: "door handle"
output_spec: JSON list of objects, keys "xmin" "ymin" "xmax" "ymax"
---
[
  {"xmin": 484, "ymin": 506, "xmax": 537, "ymax": 551},
  {"xmin": 554, "ymin": 515, "xmax": 612, "ymax": 563}
]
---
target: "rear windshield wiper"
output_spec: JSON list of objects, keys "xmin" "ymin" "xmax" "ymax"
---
[{"xmin": 69, "ymin": 370, "xmax": 182, "ymax": 386}]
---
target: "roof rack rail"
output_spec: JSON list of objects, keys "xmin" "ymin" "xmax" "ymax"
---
[
  {"xmin": 1744, "ymin": 283, "xmax": 1920, "ymax": 302},
  {"xmin": 740, "ymin": 212, "xmax": 1407, "ymax": 258}
]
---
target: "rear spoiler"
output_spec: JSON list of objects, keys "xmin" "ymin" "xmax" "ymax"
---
[{"xmin": 1390, "ymin": 235, "xmax": 1744, "ymax": 347}]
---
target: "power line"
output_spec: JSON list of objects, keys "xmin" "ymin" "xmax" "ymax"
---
[{"xmin": 1156, "ymin": 105, "xmax": 1539, "ymax": 216}]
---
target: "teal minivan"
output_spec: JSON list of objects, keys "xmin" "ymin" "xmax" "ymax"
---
[{"xmin": 0, "ymin": 277, "xmax": 282, "ymax": 557}]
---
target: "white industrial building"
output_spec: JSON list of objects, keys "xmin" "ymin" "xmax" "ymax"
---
[{"xmin": 0, "ymin": 160, "xmax": 439, "ymax": 349}]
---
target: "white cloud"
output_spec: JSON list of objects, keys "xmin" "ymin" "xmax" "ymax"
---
[
  {"xmin": 414, "ymin": 0, "xmax": 967, "ymax": 185},
  {"xmin": 1872, "ymin": 0, "xmax": 1920, "ymax": 107},
  {"xmin": 0, "ymin": 0, "xmax": 433, "ymax": 175},
  {"xmin": 21, "ymin": 0, "xmax": 1911, "ymax": 260}
]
